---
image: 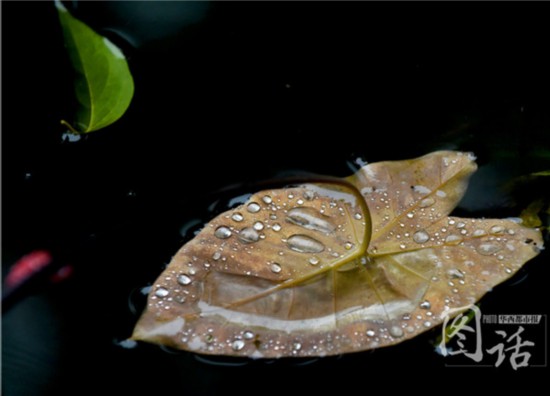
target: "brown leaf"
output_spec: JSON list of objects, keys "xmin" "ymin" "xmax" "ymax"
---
[{"xmin": 132, "ymin": 151, "xmax": 543, "ymax": 358}]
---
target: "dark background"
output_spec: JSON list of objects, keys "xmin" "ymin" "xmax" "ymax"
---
[{"xmin": 3, "ymin": 1, "xmax": 550, "ymax": 394}]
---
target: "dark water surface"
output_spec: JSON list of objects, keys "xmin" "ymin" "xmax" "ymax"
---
[{"xmin": 3, "ymin": 2, "xmax": 550, "ymax": 394}]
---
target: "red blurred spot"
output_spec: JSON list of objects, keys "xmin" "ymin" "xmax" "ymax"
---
[
  {"xmin": 50, "ymin": 265, "xmax": 74, "ymax": 284},
  {"xmin": 4, "ymin": 250, "xmax": 53, "ymax": 288}
]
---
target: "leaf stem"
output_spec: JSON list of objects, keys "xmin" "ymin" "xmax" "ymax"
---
[{"xmin": 60, "ymin": 119, "xmax": 81, "ymax": 135}]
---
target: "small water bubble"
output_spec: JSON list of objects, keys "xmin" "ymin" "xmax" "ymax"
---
[
  {"xmin": 406, "ymin": 213, "xmax": 414, "ymax": 219},
  {"xmin": 177, "ymin": 274, "xmax": 192, "ymax": 286},
  {"xmin": 292, "ymin": 342, "xmax": 302, "ymax": 351},
  {"xmin": 448, "ymin": 219, "xmax": 456, "ymax": 225},
  {"xmin": 389, "ymin": 326, "xmax": 404, "ymax": 338},
  {"xmin": 231, "ymin": 212, "xmax": 244, "ymax": 222},
  {"xmin": 288, "ymin": 194, "xmax": 295, "ymax": 199},
  {"xmin": 297, "ymin": 199, "xmax": 304, "ymax": 205},
  {"xmin": 308, "ymin": 256, "xmax": 320, "ymax": 266},
  {"xmin": 456, "ymin": 222, "xmax": 466, "ymax": 229},
  {"xmin": 262, "ymin": 195, "xmax": 273, "ymax": 204},
  {"xmin": 354, "ymin": 213, "xmax": 363, "ymax": 220},
  {"xmin": 214, "ymin": 226, "xmax": 232, "ymax": 239},
  {"xmin": 155, "ymin": 287, "xmax": 169, "ymax": 298},
  {"xmin": 477, "ymin": 242, "xmax": 502, "ymax": 256},
  {"xmin": 238, "ymin": 227, "xmax": 260, "ymax": 243},
  {"xmin": 448, "ymin": 269, "xmax": 464, "ymax": 279},
  {"xmin": 253, "ymin": 221, "xmax": 265, "ymax": 231},
  {"xmin": 420, "ymin": 300, "xmax": 431, "ymax": 309},
  {"xmin": 399, "ymin": 243, "xmax": 406, "ymax": 249},
  {"xmin": 413, "ymin": 230, "xmax": 430, "ymax": 244},
  {"xmin": 490, "ymin": 225, "xmax": 505, "ymax": 235},
  {"xmin": 472, "ymin": 229, "xmax": 487, "ymax": 237},
  {"xmin": 445, "ymin": 234, "xmax": 462, "ymax": 245},
  {"xmin": 243, "ymin": 331, "xmax": 255, "ymax": 340},
  {"xmin": 423, "ymin": 321, "xmax": 432, "ymax": 328},
  {"xmin": 287, "ymin": 234, "xmax": 325, "ymax": 253},
  {"xmin": 212, "ymin": 252, "xmax": 221, "ymax": 261},
  {"xmin": 505, "ymin": 267, "xmax": 513, "ymax": 274},
  {"xmin": 419, "ymin": 197, "xmax": 435, "ymax": 208},
  {"xmin": 247, "ymin": 202, "xmax": 261, "ymax": 213},
  {"xmin": 232, "ymin": 339, "xmax": 245, "ymax": 351},
  {"xmin": 270, "ymin": 262, "xmax": 282, "ymax": 273},
  {"xmin": 344, "ymin": 242, "xmax": 354, "ymax": 250},
  {"xmin": 272, "ymin": 223, "xmax": 282, "ymax": 232},
  {"xmin": 366, "ymin": 330, "xmax": 375, "ymax": 337}
]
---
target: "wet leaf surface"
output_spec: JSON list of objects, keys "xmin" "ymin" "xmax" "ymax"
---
[{"xmin": 133, "ymin": 151, "xmax": 543, "ymax": 357}]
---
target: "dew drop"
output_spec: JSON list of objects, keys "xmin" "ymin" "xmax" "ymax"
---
[
  {"xmin": 472, "ymin": 229, "xmax": 487, "ymax": 237},
  {"xmin": 406, "ymin": 213, "xmax": 414, "ymax": 219},
  {"xmin": 177, "ymin": 274, "xmax": 192, "ymax": 286},
  {"xmin": 253, "ymin": 221, "xmax": 265, "ymax": 231},
  {"xmin": 286, "ymin": 207, "xmax": 336, "ymax": 234},
  {"xmin": 389, "ymin": 326, "xmax": 404, "ymax": 338},
  {"xmin": 477, "ymin": 242, "xmax": 502, "ymax": 256},
  {"xmin": 308, "ymin": 256, "xmax": 320, "ymax": 266},
  {"xmin": 420, "ymin": 300, "xmax": 431, "ymax": 309},
  {"xmin": 445, "ymin": 234, "xmax": 462, "ymax": 245},
  {"xmin": 399, "ymin": 243, "xmax": 406, "ymax": 249},
  {"xmin": 448, "ymin": 269, "xmax": 464, "ymax": 279},
  {"xmin": 243, "ymin": 331, "xmax": 255, "ymax": 340},
  {"xmin": 287, "ymin": 234, "xmax": 325, "ymax": 253},
  {"xmin": 292, "ymin": 342, "xmax": 302, "ymax": 351},
  {"xmin": 272, "ymin": 223, "xmax": 282, "ymax": 232},
  {"xmin": 456, "ymin": 222, "xmax": 466, "ymax": 229},
  {"xmin": 344, "ymin": 242, "xmax": 354, "ymax": 250},
  {"xmin": 490, "ymin": 225, "xmax": 505, "ymax": 235},
  {"xmin": 238, "ymin": 227, "xmax": 260, "ymax": 243},
  {"xmin": 247, "ymin": 202, "xmax": 261, "ymax": 213},
  {"xmin": 155, "ymin": 287, "xmax": 169, "ymax": 298},
  {"xmin": 270, "ymin": 262, "xmax": 282, "ymax": 273},
  {"xmin": 413, "ymin": 230, "xmax": 430, "ymax": 244},
  {"xmin": 297, "ymin": 199, "xmax": 304, "ymax": 205},
  {"xmin": 232, "ymin": 339, "xmax": 245, "ymax": 351},
  {"xmin": 354, "ymin": 213, "xmax": 363, "ymax": 220},
  {"xmin": 419, "ymin": 197, "xmax": 435, "ymax": 208},
  {"xmin": 214, "ymin": 226, "xmax": 232, "ymax": 239},
  {"xmin": 366, "ymin": 330, "xmax": 375, "ymax": 337},
  {"xmin": 505, "ymin": 267, "xmax": 513, "ymax": 274},
  {"xmin": 423, "ymin": 321, "xmax": 432, "ymax": 328},
  {"xmin": 262, "ymin": 195, "xmax": 273, "ymax": 204},
  {"xmin": 231, "ymin": 212, "xmax": 244, "ymax": 222},
  {"xmin": 212, "ymin": 252, "xmax": 221, "ymax": 261}
]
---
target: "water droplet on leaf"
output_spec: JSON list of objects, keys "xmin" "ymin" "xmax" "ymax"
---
[
  {"xmin": 286, "ymin": 234, "xmax": 325, "ymax": 253},
  {"xmin": 214, "ymin": 226, "xmax": 232, "ymax": 239}
]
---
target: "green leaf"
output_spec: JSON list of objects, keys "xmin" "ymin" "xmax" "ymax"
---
[{"xmin": 56, "ymin": 1, "xmax": 134, "ymax": 133}]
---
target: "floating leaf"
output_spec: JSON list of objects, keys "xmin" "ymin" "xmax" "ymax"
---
[
  {"xmin": 132, "ymin": 151, "xmax": 543, "ymax": 358},
  {"xmin": 56, "ymin": 1, "xmax": 134, "ymax": 133}
]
